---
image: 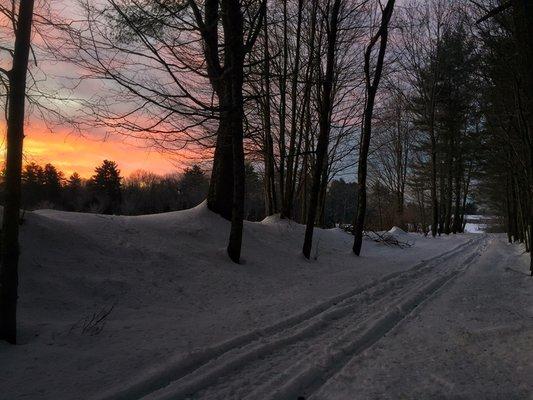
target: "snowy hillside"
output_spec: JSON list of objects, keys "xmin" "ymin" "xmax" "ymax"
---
[{"xmin": 1, "ymin": 203, "xmax": 531, "ymax": 399}]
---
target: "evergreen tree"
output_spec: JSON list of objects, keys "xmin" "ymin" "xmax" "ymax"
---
[
  {"xmin": 67, "ymin": 172, "xmax": 83, "ymax": 190},
  {"xmin": 42, "ymin": 163, "xmax": 63, "ymax": 206},
  {"xmin": 89, "ymin": 160, "xmax": 122, "ymax": 214},
  {"xmin": 244, "ymin": 164, "xmax": 264, "ymax": 221},
  {"xmin": 325, "ymin": 179, "xmax": 357, "ymax": 227},
  {"xmin": 64, "ymin": 172, "xmax": 85, "ymax": 211},
  {"xmin": 179, "ymin": 165, "xmax": 209, "ymax": 209},
  {"xmin": 21, "ymin": 162, "xmax": 44, "ymax": 209}
]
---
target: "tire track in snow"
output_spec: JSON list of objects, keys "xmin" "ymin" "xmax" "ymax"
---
[
  {"xmin": 210, "ymin": 236, "xmax": 487, "ymax": 400},
  {"xmin": 290, "ymin": 238, "xmax": 489, "ymax": 400},
  {"xmin": 154, "ymin": 237, "xmax": 484, "ymax": 400},
  {"xmin": 96, "ymin": 236, "xmax": 484, "ymax": 400}
]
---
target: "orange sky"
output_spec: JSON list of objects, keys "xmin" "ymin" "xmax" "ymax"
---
[{"xmin": 1, "ymin": 122, "xmax": 184, "ymax": 178}]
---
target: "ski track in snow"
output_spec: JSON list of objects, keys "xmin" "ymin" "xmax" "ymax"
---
[{"xmin": 99, "ymin": 235, "xmax": 488, "ymax": 400}]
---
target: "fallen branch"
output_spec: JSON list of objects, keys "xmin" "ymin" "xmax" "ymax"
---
[
  {"xmin": 70, "ymin": 301, "xmax": 116, "ymax": 336},
  {"xmin": 340, "ymin": 224, "xmax": 413, "ymax": 248},
  {"xmin": 363, "ymin": 230, "xmax": 413, "ymax": 248}
]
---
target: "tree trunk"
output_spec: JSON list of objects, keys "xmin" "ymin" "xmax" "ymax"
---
[
  {"xmin": 222, "ymin": 0, "xmax": 246, "ymax": 263},
  {"xmin": 512, "ymin": 0, "xmax": 533, "ymax": 275},
  {"xmin": 452, "ymin": 146, "xmax": 463, "ymax": 234},
  {"xmin": 438, "ymin": 158, "xmax": 445, "ymax": 235},
  {"xmin": 0, "ymin": 0, "xmax": 35, "ymax": 344},
  {"xmin": 208, "ymin": 116, "xmax": 234, "ymax": 220},
  {"xmin": 302, "ymin": 0, "xmax": 341, "ymax": 259},
  {"xmin": 262, "ymin": 6, "xmax": 277, "ymax": 215},
  {"xmin": 443, "ymin": 134, "xmax": 454, "ymax": 235},
  {"xmin": 317, "ymin": 166, "xmax": 329, "ymax": 227},
  {"xmin": 427, "ymin": 53, "xmax": 439, "ymax": 238},
  {"xmin": 281, "ymin": 0, "xmax": 304, "ymax": 219},
  {"xmin": 195, "ymin": 0, "xmax": 235, "ymax": 221},
  {"xmin": 278, "ymin": 0, "xmax": 289, "ymax": 209},
  {"xmin": 353, "ymin": 0, "xmax": 395, "ymax": 255},
  {"xmin": 296, "ymin": 0, "xmax": 318, "ymax": 223},
  {"xmin": 430, "ymin": 133, "xmax": 438, "ymax": 237}
]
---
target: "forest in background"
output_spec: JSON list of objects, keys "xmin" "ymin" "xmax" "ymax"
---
[
  {"xmin": 25, "ymin": 0, "xmax": 526, "ymax": 249},
  {"xmin": 2, "ymin": 159, "xmax": 480, "ymax": 230}
]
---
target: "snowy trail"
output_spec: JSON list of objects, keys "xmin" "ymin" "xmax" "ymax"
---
[
  {"xmin": 312, "ymin": 234, "xmax": 533, "ymax": 399},
  {"xmin": 105, "ymin": 235, "xmax": 487, "ymax": 400}
]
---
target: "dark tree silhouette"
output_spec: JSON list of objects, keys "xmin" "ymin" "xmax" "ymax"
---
[
  {"xmin": 21, "ymin": 163, "xmax": 45, "ymax": 208},
  {"xmin": 0, "ymin": 0, "xmax": 36, "ymax": 344},
  {"xmin": 179, "ymin": 165, "xmax": 209, "ymax": 209},
  {"xmin": 42, "ymin": 164, "xmax": 64, "ymax": 205},
  {"xmin": 302, "ymin": 0, "xmax": 341, "ymax": 259},
  {"xmin": 89, "ymin": 160, "xmax": 123, "ymax": 214},
  {"xmin": 64, "ymin": 172, "xmax": 84, "ymax": 211},
  {"xmin": 353, "ymin": 0, "xmax": 395, "ymax": 256}
]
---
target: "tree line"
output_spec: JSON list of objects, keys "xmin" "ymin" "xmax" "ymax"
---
[
  {"xmin": 11, "ymin": 160, "xmax": 207, "ymax": 215},
  {"xmin": 1, "ymin": 0, "xmax": 532, "ymax": 344},
  {"xmin": 2, "ymin": 161, "xmax": 273, "ymax": 217},
  {"xmin": 3, "ymin": 159, "xmax": 363, "ymax": 226}
]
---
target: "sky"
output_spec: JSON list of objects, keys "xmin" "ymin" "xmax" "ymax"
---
[
  {"xmin": 1, "ymin": 1, "xmax": 191, "ymax": 179},
  {"xmin": 0, "ymin": 120, "xmax": 181, "ymax": 178}
]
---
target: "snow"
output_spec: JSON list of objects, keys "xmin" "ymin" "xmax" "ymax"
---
[
  {"xmin": 464, "ymin": 222, "xmax": 487, "ymax": 233},
  {"xmin": 0, "ymin": 204, "xmax": 531, "ymax": 399},
  {"xmin": 464, "ymin": 214, "xmax": 488, "ymax": 221},
  {"xmin": 314, "ymin": 236, "xmax": 533, "ymax": 399},
  {"xmin": 388, "ymin": 226, "xmax": 407, "ymax": 236},
  {"xmin": 464, "ymin": 215, "xmax": 495, "ymax": 233}
]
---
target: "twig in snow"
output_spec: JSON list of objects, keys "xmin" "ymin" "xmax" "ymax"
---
[{"xmin": 70, "ymin": 301, "xmax": 116, "ymax": 336}]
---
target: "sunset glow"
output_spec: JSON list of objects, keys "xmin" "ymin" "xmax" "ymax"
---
[{"xmin": 1, "ymin": 122, "xmax": 189, "ymax": 178}]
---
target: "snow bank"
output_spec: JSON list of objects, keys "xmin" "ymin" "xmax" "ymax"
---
[
  {"xmin": 388, "ymin": 226, "xmax": 407, "ymax": 236},
  {"xmin": 464, "ymin": 222, "xmax": 488, "ymax": 234}
]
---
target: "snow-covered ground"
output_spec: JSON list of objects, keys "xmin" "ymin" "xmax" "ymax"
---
[
  {"xmin": 0, "ymin": 203, "xmax": 531, "ymax": 399},
  {"xmin": 463, "ymin": 222, "xmax": 487, "ymax": 233},
  {"xmin": 463, "ymin": 214, "xmax": 497, "ymax": 234},
  {"xmin": 314, "ymin": 235, "xmax": 533, "ymax": 399}
]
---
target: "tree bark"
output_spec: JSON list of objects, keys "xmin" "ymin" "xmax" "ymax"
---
[
  {"xmin": 511, "ymin": 0, "xmax": 533, "ymax": 275},
  {"xmin": 196, "ymin": 0, "xmax": 235, "ymax": 221},
  {"xmin": 443, "ymin": 133, "xmax": 454, "ymax": 235},
  {"xmin": 222, "ymin": 0, "xmax": 246, "ymax": 263},
  {"xmin": 261, "ymin": 6, "xmax": 277, "ymax": 215},
  {"xmin": 302, "ymin": 0, "xmax": 341, "ymax": 259},
  {"xmin": 208, "ymin": 117, "xmax": 234, "ymax": 220},
  {"xmin": 281, "ymin": 0, "xmax": 304, "ymax": 219},
  {"xmin": 353, "ymin": 0, "xmax": 395, "ymax": 255},
  {"xmin": 0, "ymin": 0, "xmax": 35, "ymax": 344},
  {"xmin": 430, "ymin": 130, "xmax": 439, "ymax": 237},
  {"xmin": 278, "ymin": 0, "xmax": 289, "ymax": 209},
  {"xmin": 452, "ymin": 145, "xmax": 463, "ymax": 234}
]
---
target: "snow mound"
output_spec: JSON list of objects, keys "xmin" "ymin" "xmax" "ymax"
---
[
  {"xmin": 388, "ymin": 226, "xmax": 407, "ymax": 236},
  {"xmin": 260, "ymin": 213, "xmax": 284, "ymax": 224},
  {"xmin": 260, "ymin": 214, "xmax": 303, "ymax": 227}
]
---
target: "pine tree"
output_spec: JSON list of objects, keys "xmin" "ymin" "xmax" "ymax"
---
[
  {"xmin": 64, "ymin": 172, "xmax": 84, "ymax": 211},
  {"xmin": 21, "ymin": 162, "xmax": 44, "ymax": 208},
  {"xmin": 89, "ymin": 160, "xmax": 122, "ymax": 214},
  {"xmin": 42, "ymin": 163, "xmax": 63, "ymax": 206},
  {"xmin": 179, "ymin": 165, "xmax": 209, "ymax": 209}
]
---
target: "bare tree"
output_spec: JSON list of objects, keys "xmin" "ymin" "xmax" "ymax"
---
[
  {"xmin": 0, "ymin": 0, "xmax": 36, "ymax": 344},
  {"xmin": 51, "ymin": 0, "xmax": 265, "ymax": 263},
  {"xmin": 369, "ymin": 94, "xmax": 413, "ymax": 229},
  {"xmin": 302, "ymin": 0, "xmax": 341, "ymax": 259},
  {"xmin": 353, "ymin": 0, "xmax": 395, "ymax": 256}
]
